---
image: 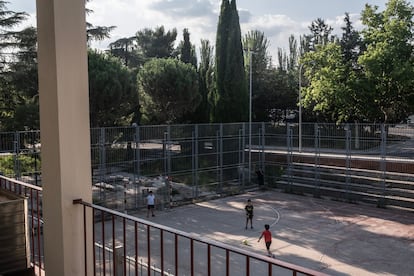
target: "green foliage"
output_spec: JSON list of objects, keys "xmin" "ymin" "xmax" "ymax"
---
[
  {"xmin": 88, "ymin": 50, "xmax": 138, "ymax": 127},
  {"xmin": 243, "ymin": 30, "xmax": 271, "ymax": 74},
  {"xmin": 0, "ymin": 154, "xmax": 39, "ymax": 176},
  {"xmin": 243, "ymin": 30, "xmax": 298, "ymax": 122},
  {"xmin": 359, "ymin": 0, "xmax": 414, "ymax": 122},
  {"xmin": 304, "ymin": 18, "xmax": 335, "ymax": 51},
  {"xmin": 299, "ymin": 0, "xmax": 414, "ymax": 124},
  {"xmin": 214, "ymin": 0, "xmax": 248, "ymax": 123},
  {"xmin": 86, "ymin": 25, "xmax": 116, "ymax": 44},
  {"xmin": 85, "ymin": 1, "xmax": 115, "ymax": 44},
  {"xmin": 138, "ymin": 58, "xmax": 200, "ymax": 124},
  {"xmin": 0, "ymin": 27, "xmax": 38, "ymax": 131},
  {"xmin": 0, "ymin": 2, "xmax": 36, "ymax": 131},
  {"xmin": 136, "ymin": 26, "xmax": 177, "ymax": 59},
  {"xmin": 108, "ymin": 36, "xmax": 144, "ymax": 69},
  {"xmin": 0, "ymin": 1, "xmax": 28, "ymax": 51},
  {"xmin": 178, "ymin": 28, "xmax": 197, "ymax": 67},
  {"xmin": 302, "ymin": 43, "xmax": 357, "ymax": 123},
  {"xmin": 193, "ymin": 39, "xmax": 214, "ymax": 123}
]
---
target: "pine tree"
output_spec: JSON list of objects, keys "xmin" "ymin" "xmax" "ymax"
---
[{"xmin": 0, "ymin": 0, "xmax": 28, "ymax": 63}]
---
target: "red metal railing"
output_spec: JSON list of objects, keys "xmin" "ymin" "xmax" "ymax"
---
[
  {"xmin": 1, "ymin": 174, "xmax": 329, "ymax": 276},
  {"xmin": 74, "ymin": 199, "xmax": 329, "ymax": 276},
  {"xmin": 0, "ymin": 175, "xmax": 44, "ymax": 276}
]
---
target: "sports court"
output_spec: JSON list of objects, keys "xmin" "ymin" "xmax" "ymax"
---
[{"xmin": 133, "ymin": 190, "xmax": 414, "ymax": 276}]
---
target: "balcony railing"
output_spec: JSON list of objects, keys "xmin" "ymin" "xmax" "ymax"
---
[
  {"xmin": 74, "ymin": 199, "xmax": 328, "ymax": 276},
  {"xmin": 0, "ymin": 175, "xmax": 44, "ymax": 276},
  {"xmin": 1, "ymin": 174, "xmax": 328, "ymax": 276}
]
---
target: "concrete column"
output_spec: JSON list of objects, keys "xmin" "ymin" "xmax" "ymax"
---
[{"xmin": 36, "ymin": 0, "xmax": 93, "ymax": 275}]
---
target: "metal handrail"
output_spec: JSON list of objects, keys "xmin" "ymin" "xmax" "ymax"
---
[{"xmin": 74, "ymin": 198, "xmax": 329, "ymax": 276}]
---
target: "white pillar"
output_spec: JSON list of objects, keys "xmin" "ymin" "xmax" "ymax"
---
[{"xmin": 36, "ymin": 0, "xmax": 93, "ymax": 275}]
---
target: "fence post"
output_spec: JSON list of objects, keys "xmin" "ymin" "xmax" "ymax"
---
[
  {"xmin": 167, "ymin": 126, "xmax": 171, "ymax": 177},
  {"xmin": 314, "ymin": 123, "xmax": 321, "ymax": 197},
  {"xmin": 193, "ymin": 125, "xmax": 199, "ymax": 198},
  {"xmin": 99, "ymin": 128, "xmax": 107, "ymax": 203},
  {"xmin": 238, "ymin": 128, "xmax": 244, "ymax": 189},
  {"xmin": 114, "ymin": 245, "xmax": 124, "ymax": 276},
  {"xmin": 354, "ymin": 122, "xmax": 360, "ymax": 149},
  {"xmin": 242, "ymin": 123, "xmax": 246, "ymax": 187},
  {"xmin": 261, "ymin": 122, "xmax": 265, "ymax": 175},
  {"xmin": 345, "ymin": 124, "xmax": 352, "ymax": 202},
  {"xmin": 13, "ymin": 132, "xmax": 21, "ymax": 179},
  {"xmin": 219, "ymin": 124, "xmax": 223, "ymax": 191},
  {"xmin": 286, "ymin": 124, "xmax": 293, "ymax": 193},
  {"xmin": 134, "ymin": 124, "xmax": 140, "ymax": 208},
  {"xmin": 379, "ymin": 124, "xmax": 387, "ymax": 207},
  {"xmin": 163, "ymin": 126, "xmax": 172, "ymax": 178},
  {"xmin": 163, "ymin": 131, "xmax": 167, "ymax": 177}
]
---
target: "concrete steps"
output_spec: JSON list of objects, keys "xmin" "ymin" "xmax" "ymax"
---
[{"xmin": 278, "ymin": 162, "xmax": 414, "ymax": 210}]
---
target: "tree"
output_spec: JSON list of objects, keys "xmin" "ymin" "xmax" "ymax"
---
[
  {"xmin": 5, "ymin": 27, "xmax": 39, "ymax": 130},
  {"xmin": 305, "ymin": 18, "xmax": 335, "ymax": 52},
  {"xmin": 108, "ymin": 36, "xmax": 144, "ymax": 69},
  {"xmin": 0, "ymin": 0, "xmax": 28, "ymax": 52},
  {"xmin": 138, "ymin": 58, "xmax": 200, "ymax": 124},
  {"xmin": 136, "ymin": 26, "xmax": 177, "ymax": 59},
  {"xmin": 85, "ymin": 0, "xmax": 115, "ymax": 43},
  {"xmin": 88, "ymin": 50, "xmax": 138, "ymax": 127},
  {"xmin": 214, "ymin": 0, "xmax": 230, "ymax": 120},
  {"xmin": 214, "ymin": 0, "xmax": 248, "ymax": 123},
  {"xmin": 243, "ymin": 30, "xmax": 277, "ymax": 121},
  {"xmin": 178, "ymin": 28, "xmax": 197, "ymax": 67},
  {"xmin": 338, "ymin": 13, "xmax": 366, "ymax": 122},
  {"xmin": 193, "ymin": 39, "xmax": 214, "ymax": 123},
  {"xmin": 301, "ymin": 43, "xmax": 359, "ymax": 123},
  {"xmin": 340, "ymin": 13, "xmax": 362, "ymax": 69},
  {"xmin": 359, "ymin": 0, "xmax": 414, "ymax": 122},
  {"xmin": 299, "ymin": 13, "xmax": 367, "ymax": 124},
  {"xmin": 243, "ymin": 30, "xmax": 271, "ymax": 73},
  {"xmin": 0, "ymin": 2, "xmax": 38, "ymax": 131},
  {"xmin": 276, "ymin": 35, "xmax": 299, "ymax": 71}
]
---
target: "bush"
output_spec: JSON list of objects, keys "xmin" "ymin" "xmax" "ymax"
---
[{"xmin": 0, "ymin": 154, "xmax": 40, "ymax": 176}]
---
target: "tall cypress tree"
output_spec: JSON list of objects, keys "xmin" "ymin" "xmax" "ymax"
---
[
  {"xmin": 179, "ymin": 28, "xmax": 197, "ymax": 67},
  {"xmin": 214, "ymin": 0, "xmax": 248, "ymax": 123},
  {"xmin": 214, "ymin": 0, "xmax": 230, "ymax": 121}
]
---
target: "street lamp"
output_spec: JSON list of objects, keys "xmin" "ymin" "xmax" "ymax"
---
[{"xmin": 244, "ymin": 48, "xmax": 254, "ymax": 183}]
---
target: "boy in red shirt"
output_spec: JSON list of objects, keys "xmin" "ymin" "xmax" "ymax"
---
[{"xmin": 258, "ymin": 224, "xmax": 272, "ymax": 256}]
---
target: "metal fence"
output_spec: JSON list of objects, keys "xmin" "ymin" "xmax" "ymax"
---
[
  {"xmin": 75, "ymin": 199, "xmax": 328, "ymax": 276},
  {"xmin": 1, "ymin": 122, "xmax": 414, "ymax": 210}
]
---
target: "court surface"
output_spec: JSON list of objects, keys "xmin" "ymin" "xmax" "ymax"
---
[{"xmin": 134, "ymin": 190, "xmax": 414, "ymax": 276}]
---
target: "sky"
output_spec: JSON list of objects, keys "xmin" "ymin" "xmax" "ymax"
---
[{"xmin": 9, "ymin": 0, "xmax": 396, "ymax": 62}]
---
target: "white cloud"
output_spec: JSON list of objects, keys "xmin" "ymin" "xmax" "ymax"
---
[
  {"xmin": 240, "ymin": 13, "xmax": 309, "ymax": 60},
  {"xmin": 88, "ymin": 0, "xmax": 219, "ymax": 52},
  {"xmin": 14, "ymin": 0, "xmax": 388, "ymax": 64}
]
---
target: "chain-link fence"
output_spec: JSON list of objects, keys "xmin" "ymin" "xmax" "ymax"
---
[{"xmin": 1, "ymin": 122, "xmax": 414, "ymax": 210}]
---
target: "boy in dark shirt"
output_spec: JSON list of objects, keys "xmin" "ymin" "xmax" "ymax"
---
[{"xmin": 245, "ymin": 199, "xmax": 254, "ymax": 229}]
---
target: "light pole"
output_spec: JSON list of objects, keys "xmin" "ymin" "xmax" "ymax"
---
[
  {"xmin": 248, "ymin": 49, "xmax": 253, "ymax": 183},
  {"xmin": 244, "ymin": 48, "xmax": 254, "ymax": 183}
]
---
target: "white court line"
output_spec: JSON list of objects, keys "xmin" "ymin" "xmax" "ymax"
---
[{"xmin": 263, "ymin": 204, "xmax": 281, "ymax": 227}]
